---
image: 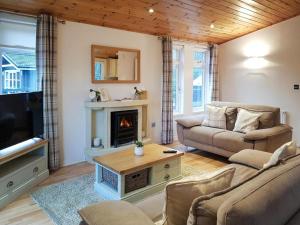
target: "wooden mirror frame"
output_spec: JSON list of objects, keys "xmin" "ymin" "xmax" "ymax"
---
[{"xmin": 91, "ymin": 45, "xmax": 141, "ymax": 84}]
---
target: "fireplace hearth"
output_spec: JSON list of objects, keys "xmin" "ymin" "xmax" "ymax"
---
[{"xmin": 111, "ymin": 110, "xmax": 138, "ymax": 148}]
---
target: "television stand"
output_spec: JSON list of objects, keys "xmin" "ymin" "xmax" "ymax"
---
[{"xmin": 0, "ymin": 138, "xmax": 49, "ymax": 209}]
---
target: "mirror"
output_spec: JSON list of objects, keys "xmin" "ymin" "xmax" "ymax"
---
[{"xmin": 91, "ymin": 45, "xmax": 140, "ymax": 83}]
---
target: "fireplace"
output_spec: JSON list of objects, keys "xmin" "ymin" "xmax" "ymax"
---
[{"xmin": 111, "ymin": 110, "xmax": 138, "ymax": 148}]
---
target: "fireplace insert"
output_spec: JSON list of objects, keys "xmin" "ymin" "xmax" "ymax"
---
[{"xmin": 111, "ymin": 110, "xmax": 138, "ymax": 148}]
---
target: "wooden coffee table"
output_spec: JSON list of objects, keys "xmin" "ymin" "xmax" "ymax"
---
[{"xmin": 93, "ymin": 144, "xmax": 184, "ymax": 202}]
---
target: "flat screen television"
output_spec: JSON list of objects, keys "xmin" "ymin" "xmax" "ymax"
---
[{"xmin": 0, "ymin": 91, "xmax": 43, "ymax": 150}]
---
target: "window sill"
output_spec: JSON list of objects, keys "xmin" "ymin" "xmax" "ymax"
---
[{"xmin": 173, "ymin": 113, "xmax": 184, "ymax": 118}]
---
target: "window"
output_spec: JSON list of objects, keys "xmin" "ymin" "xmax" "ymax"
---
[
  {"xmin": 172, "ymin": 45, "xmax": 183, "ymax": 114},
  {"xmin": 94, "ymin": 58, "xmax": 107, "ymax": 81},
  {"xmin": 192, "ymin": 50, "xmax": 206, "ymax": 112},
  {"xmin": 4, "ymin": 70, "xmax": 21, "ymax": 89},
  {"xmin": 172, "ymin": 42, "xmax": 209, "ymax": 115},
  {"xmin": 0, "ymin": 12, "xmax": 37, "ymax": 95}
]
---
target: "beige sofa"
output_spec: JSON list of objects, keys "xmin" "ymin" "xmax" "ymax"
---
[
  {"xmin": 176, "ymin": 101, "xmax": 292, "ymax": 157},
  {"xmin": 78, "ymin": 149, "xmax": 300, "ymax": 225}
]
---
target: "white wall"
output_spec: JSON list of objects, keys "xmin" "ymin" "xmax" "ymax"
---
[
  {"xmin": 219, "ymin": 15, "xmax": 300, "ymax": 144},
  {"xmin": 57, "ymin": 21, "xmax": 162, "ymax": 166}
]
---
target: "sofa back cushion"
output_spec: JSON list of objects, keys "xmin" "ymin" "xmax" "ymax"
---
[
  {"xmin": 217, "ymin": 154, "xmax": 300, "ymax": 225},
  {"xmin": 225, "ymin": 107, "xmax": 237, "ymax": 131},
  {"xmin": 209, "ymin": 102, "xmax": 280, "ymax": 129}
]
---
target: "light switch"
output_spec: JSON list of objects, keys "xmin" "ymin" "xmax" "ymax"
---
[{"xmin": 294, "ymin": 84, "xmax": 299, "ymax": 90}]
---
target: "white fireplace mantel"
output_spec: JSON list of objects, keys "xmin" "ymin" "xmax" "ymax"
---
[
  {"xmin": 84, "ymin": 99, "xmax": 150, "ymax": 162},
  {"xmin": 85, "ymin": 99, "xmax": 149, "ymax": 109}
]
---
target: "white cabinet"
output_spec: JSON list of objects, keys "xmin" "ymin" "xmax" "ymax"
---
[{"xmin": 0, "ymin": 138, "xmax": 49, "ymax": 209}]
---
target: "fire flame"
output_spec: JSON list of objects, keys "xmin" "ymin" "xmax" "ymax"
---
[{"xmin": 120, "ymin": 117, "xmax": 132, "ymax": 128}]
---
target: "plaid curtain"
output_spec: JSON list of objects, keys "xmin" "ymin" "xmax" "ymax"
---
[
  {"xmin": 161, "ymin": 36, "xmax": 173, "ymax": 144},
  {"xmin": 208, "ymin": 44, "xmax": 220, "ymax": 102},
  {"xmin": 36, "ymin": 14, "xmax": 59, "ymax": 171}
]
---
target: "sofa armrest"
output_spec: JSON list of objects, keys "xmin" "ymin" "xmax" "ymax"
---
[
  {"xmin": 244, "ymin": 124, "xmax": 292, "ymax": 141},
  {"xmin": 175, "ymin": 114, "xmax": 207, "ymax": 128},
  {"xmin": 229, "ymin": 149, "xmax": 272, "ymax": 170}
]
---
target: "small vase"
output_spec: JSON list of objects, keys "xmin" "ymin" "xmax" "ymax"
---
[{"xmin": 134, "ymin": 146, "xmax": 144, "ymax": 156}]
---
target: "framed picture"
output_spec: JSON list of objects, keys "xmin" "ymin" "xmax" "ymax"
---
[{"xmin": 99, "ymin": 88, "xmax": 110, "ymax": 102}]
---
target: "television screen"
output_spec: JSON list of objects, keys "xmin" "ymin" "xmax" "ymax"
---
[{"xmin": 0, "ymin": 91, "xmax": 43, "ymax": 150}]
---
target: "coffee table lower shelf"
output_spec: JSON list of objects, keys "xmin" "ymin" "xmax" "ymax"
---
[{"xmin": 94, "ymin": 158, "xmax": 182, "ymax": 203}]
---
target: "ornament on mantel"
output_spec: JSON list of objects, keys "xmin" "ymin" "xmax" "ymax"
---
[
  {"xmin": 89, "ymin": 89, "xmax": 101, "ymax": 102},
  {"xmin": 133, "ymin": 86, "xmax": 147, "ymax": 100}
]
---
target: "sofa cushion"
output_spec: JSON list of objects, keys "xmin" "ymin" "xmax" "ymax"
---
[
  {"xmin": 183, "ymin": 126, "xmax": 225, "ymax": 145},
  {"xmin": 225, "ymin": 107, "xmax": 238, "ymax": 131},
  {"xmin": 202, "ymin": 105, "xmax": 227, "ymax": 129},
  {"xmin": 233, "ymin": 109, "xmax": 263, "ymax": 133},
  {"xmin": 285, "ymin": 209, "xmax": 300, "ymax": 225},
  {"xmin": 226, "ymin": 163, "xmax": 259, "ymax": 186},
  {"xmin": 213, "ymin": 131, "xmax": 254, "ymax": 153},
  {"xmin": 229, "ymin": 149, "xmax": 272, "ymax": 170},
  {"xmin": 78, "ymin": 201, "xmax": 154, "ymax": 225},
  {"xmin": 164, "ymin": 167, "xmax": 235, "ymax": 225},
  {"xmin": 241, "ymin": 108, "xmax": 275, "ymax": 129}
]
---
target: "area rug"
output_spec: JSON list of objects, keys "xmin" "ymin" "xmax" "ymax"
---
[{"xmin": 31, "ymin": 164, "xmax": 202, "ymax": 225}]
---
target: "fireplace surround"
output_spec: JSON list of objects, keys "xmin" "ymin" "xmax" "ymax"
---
[
  {"xmin": 84, "ymin": 99, "xmax": 150, "ymax": 161},
  {"xmin": 111, "ymin": 110, "xmax": 138, "ymax": 147}
]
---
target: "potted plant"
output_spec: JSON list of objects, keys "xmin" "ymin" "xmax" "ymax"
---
[{"xmin": 134, "ymin": 140, "xmax": 144, "ymax": 156}]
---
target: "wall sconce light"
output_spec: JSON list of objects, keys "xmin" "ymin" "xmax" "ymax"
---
[{"xmin": 244, "ymin": 57, "xmax": 268, "ymax": 69}]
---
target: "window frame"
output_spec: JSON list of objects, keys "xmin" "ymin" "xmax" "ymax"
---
[
  {"xmin": 192, "ymin": 48, "xmax": 208, "ymax": 112},
  {"xmin": 172, "ymin": 44, "xmax": 184, "ymax": 115}
]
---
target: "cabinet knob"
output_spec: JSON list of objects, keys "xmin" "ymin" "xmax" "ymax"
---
[
  {"xmin": 164, "ymin": 164, "xmax": 170, "ymax": 169},
  {"xmin": 33, "ymin": 167, "xmax": 39, "ymax": 174},
  {"xmin": 164, "ymin": 174, "xmax": 170, "ymax": 180},
  {"xmin": 7, "ymin": 181, "xmax": 14, "ymax": 188}
]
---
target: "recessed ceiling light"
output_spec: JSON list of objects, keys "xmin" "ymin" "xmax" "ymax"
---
[
  {"xmin": 210, "ymin": 23, "xmax": 215, "ymax": 29},
  {"xmin": 148, "ymin": 8, "xmax": 154, "ymax": 14}
]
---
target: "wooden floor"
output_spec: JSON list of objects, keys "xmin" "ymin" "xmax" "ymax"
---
[{"xmin": 0, "ymin": 143, "xmax": 228, "ymax": 225}]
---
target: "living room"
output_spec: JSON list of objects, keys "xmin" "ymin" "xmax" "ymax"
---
[{"xmin": 0, "ymin": 1, "xmax": 300, "ymax": 225}]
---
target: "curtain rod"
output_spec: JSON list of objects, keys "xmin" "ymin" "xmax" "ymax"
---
[
  {"xmin": 0, "ymin": 9, "xmax": 66, "ymax": 24},
  {"xmin": 157, "ymin": 36, "xmax": 210, "ymax": 46}
]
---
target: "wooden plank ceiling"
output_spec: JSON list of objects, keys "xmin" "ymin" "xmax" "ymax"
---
[{"xmin": 1, "ymin": 0, "xmax": 300, "ymax": 43}]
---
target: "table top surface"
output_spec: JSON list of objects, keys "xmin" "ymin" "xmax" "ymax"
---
[{"xmin": 93, "ymin": 144, "xmax": 184, "ymax": 174}]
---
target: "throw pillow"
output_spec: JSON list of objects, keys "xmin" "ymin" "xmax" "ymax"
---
[
  {"xmin": 233, "ymin": 109, "xmax": 263, "ymax": 133},
  {"xmin": 163, "ymin": 167, "xmax": 235, "ymax": 225},
  {"xmin": 202, "ymin": 105, "xmax": 227, "ymax": 129},
  {"xmin": 225, "ymin": 107, "xmax": 238, "ymax": 131},
  {"xmin": 263, "ymin": 141, "xmax": 297, "ymax": 169}
]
